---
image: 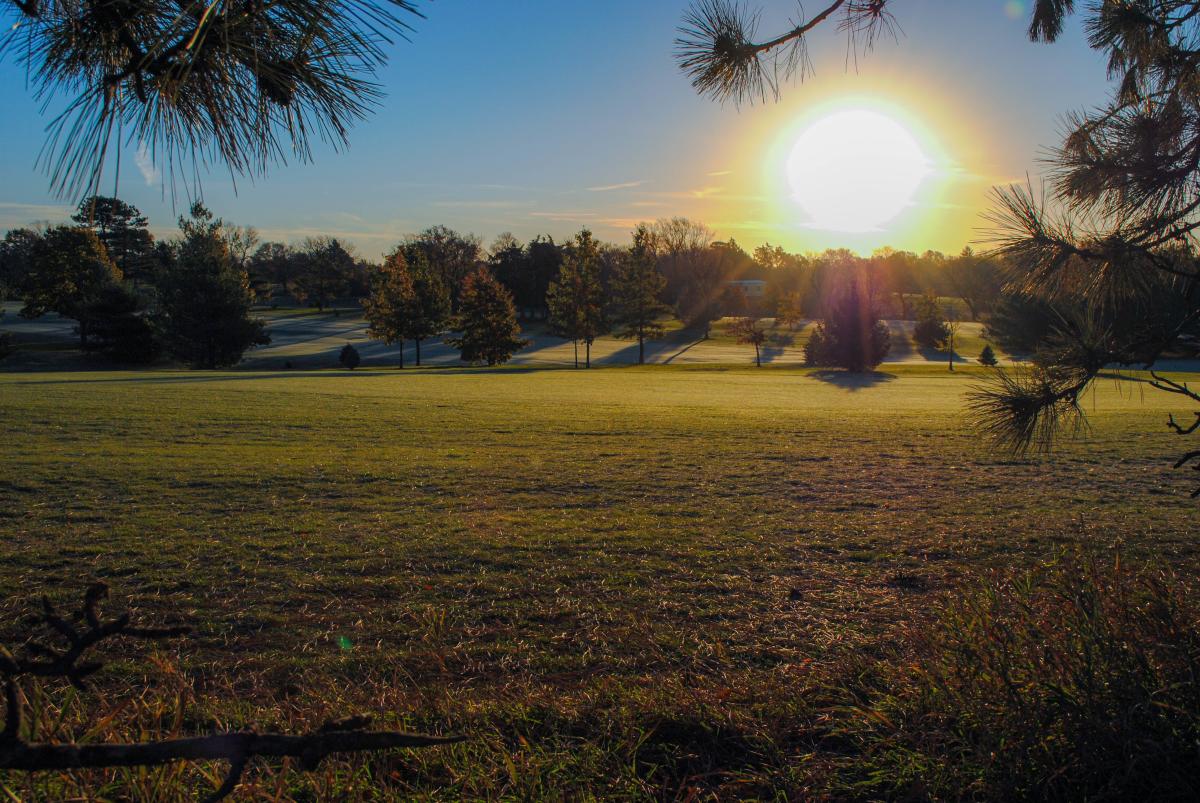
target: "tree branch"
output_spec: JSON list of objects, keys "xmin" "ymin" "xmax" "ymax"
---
[{"xmin": 0, "ymin": 584, "xmax": 465, "ymax": 801}]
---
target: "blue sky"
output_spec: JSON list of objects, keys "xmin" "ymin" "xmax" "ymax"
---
[{"xmin": 0, "ymin": 1, "xmax": 1112, "ymax": 258}]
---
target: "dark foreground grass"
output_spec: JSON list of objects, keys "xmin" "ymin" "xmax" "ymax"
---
[{"xmin": 0, "ymin": 365, "xmax": 1197, "ymax": 799}]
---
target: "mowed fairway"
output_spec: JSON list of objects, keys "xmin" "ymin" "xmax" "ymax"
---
[{"xmin": 1, "ymin": 365, "xmax": 1197, "ymax": 798}]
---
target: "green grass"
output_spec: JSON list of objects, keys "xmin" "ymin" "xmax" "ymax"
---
[{"xmin": 0, "ymin": 364, "xmax": 1196, "ymax": 799}]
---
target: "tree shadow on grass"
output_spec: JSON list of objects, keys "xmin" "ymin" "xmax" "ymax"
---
[
  {"xmin": 808, "ymin": 370, "xmax": 897, "ymax": 390},
  {"xmin": 11, "ymin": 364, "xmax": 583, "ymax": 386}
]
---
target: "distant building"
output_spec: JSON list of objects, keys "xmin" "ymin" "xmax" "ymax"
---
[{"xmin": 725, "ymin": 280, "xmax": 766, "ymax": 299}]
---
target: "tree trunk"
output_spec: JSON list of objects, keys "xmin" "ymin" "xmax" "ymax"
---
[
  {"xmin": 573, "ymin": 340, "xmax": 578, "ymax": 369},
  {"xmin": 585, "ymin": 340, "xmax": 591, "ymax": 369},
  {"xmin": 415, "ymin": 338, "xmax": 422, "ymax": 366},
  {"xmin": 399, "ymin": 339, "xmax": 405, "ymax": 369},
  {"xmin": 639, "ymin": 335, "xmax": 645, "ymax": 365},
  {"xmin": 755, "ymin": 344, "xmax": 761, "ymax": 367}
]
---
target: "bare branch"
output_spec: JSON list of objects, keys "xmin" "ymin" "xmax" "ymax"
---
[{"xmin": 0, "ymin": 585, "xmax": 465, "ymax": 801}]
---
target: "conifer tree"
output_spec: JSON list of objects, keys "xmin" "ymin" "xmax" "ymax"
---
[
  {"xmin": 449, "ymin": 268, "xmax": 528, "ymax": 366},
  {"xmin": 71, "ymin": 197, "xmax": 155, "ymax": 287},
  {"xmin": 20, "ymin": 226, "xmax": 122, "ymax": 349},
  {"xmin": 155, "ymin": 203, "xmax": 269, "ymax": 368},
  {"xmin": 339, "ymin": 343, "xmax": 361, "ymax": 370},
  {"xmin": 804, "ymin": 278, "xmax": 890, "ymax": 372},
  {"xmin": 547, "ymin": 229, "xmax": 606, "ymax": 368},
  {"xmin": 612, "ymin": 225, "xmax": 671, "ymax": 364}
]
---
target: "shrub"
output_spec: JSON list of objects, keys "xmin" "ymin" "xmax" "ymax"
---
[
  {"xmin": 839, "ymin": 553, "xmax": 1200, "ymax": 800},
  {"xmin": 339, "ymin": 342, "xmax": 361, "ymax": 369},
  {"xmin": 978, "ymin": 343, "xmax": 998, "ymax": 366},
  {"xmin": 0, "ymin": 330, "xmax": 12, "ymax": 360}
]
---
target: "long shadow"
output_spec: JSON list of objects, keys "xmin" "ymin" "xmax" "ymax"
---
[
  {"xmin": 884, "ymin": 320, "xmax": 916, "ymax": 361},
  {"xmin": 808, "ymin": 369, "xmax": 897, "ymax": 390},
  {"xmin": 760, "ymin": 331, "xmax": 797, "ymax": 364},
  {"xmin": 11, "ymin": 363, "xmax": 595, "ymax": 386},
  {"xmin": 598, "ymin": 327, "xmax": 707, "ymax": 365},
  {"xmin": 9, "ymin": 371, "xmax": 398, "ymax": 386},
  {"xmin": 657, "ymin": 326, "xmax": 713, "ymax": 364},
  {"xmin": 917, "ymin": 345, "xmax": 969, "ymax": 365}
]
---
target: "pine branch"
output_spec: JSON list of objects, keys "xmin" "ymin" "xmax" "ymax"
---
[{"xmin": 674, "ymin": 0, "xmax": 895, "ymax": 104}]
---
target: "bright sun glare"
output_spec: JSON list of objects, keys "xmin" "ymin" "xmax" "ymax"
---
[{"xmin": 786, "ymin": 108, "xmax": 931, "ymax": 233}]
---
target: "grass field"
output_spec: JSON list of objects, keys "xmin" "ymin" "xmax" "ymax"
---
[{"xmin": 1, "ymin": 364, "xmax": 1197, "ymax": 799}]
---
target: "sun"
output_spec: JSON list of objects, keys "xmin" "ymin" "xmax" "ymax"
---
[{"xmin": 786, "ymin": 108, "xmax": 931, "ymax": 233}]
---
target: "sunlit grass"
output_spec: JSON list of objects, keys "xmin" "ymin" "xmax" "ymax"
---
[{"xmin": 0, "ymin": 365, "xmax": 1195, "ymax": 797}]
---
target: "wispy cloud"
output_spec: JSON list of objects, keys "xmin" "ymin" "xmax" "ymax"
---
[
  {"xmin": 530, "ymin": 210, "xmax": 597, "ymax": 221},
  {"xmin": 134, "ymin": 143, "xmax": 160, "ymax": 186},
  {"xmin": 433, "ymin": 200, "xmax": 533, "ymax": 209},
  {"xmin": 630, "ymin": 200, "xmax": 667, "ymax": 208},
  {"xmin": 586, "ymin": 180, "xmax": 645, "ymax": 192},
  {"xmin": 707, "ymin": 170, "xmax": 733, "ymax": 177}
]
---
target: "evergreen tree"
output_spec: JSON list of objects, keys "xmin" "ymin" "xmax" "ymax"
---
[
  {"xmin": 86, "ymin": 284, "xmax": 160, "ymax": 363},
  {"xmin": 612, "ymin": 225, "xmax": 671, "ymax": 364},
  {"xmin": 0, "ymin": 228, "xmax": 39, "ymax": 298},
  {"xmin": 449, "ymin": 268, "xmax": 528, "ymax": 366},
  {"xmin": 155, "ymin": 204, "xmax": 269, "ymax": 368},
  {"xmin": 71, "ymin": 196, "xmax": 155, "ymax": 287},
  {"xmin": 339, "ymin": 343, "xmax": 361, "ymax": 370},
  {"xmin": 547, "ymin": 229, "xmax": 606, "ymax": 368},
  {"xmin": 913, "ymin": 291, "xmax": 951, "ymax": 350},
  {"xmin": 363, "ymin": 247, "xmax": 417, "ymax": 368},
  {"xmin": 804, "ymin": 278, "xmax": 890, "ymax": 372},
  {"xmin": 20, "ymin": 226, "xmax": 122, "ymax": 349},
  {"xmin": 979, "ymin": 343, "xmax": 998, "ymax": 367}
]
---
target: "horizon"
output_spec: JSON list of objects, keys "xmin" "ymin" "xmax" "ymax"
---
[{"xmin": 0, "ymin": 2, "xmax": 1111, "ymax": 260}]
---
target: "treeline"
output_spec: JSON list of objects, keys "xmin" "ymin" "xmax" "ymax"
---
[
  {"xmin": 6, "ymin": 196, "xmax": 1178, "ymax": 369},
  {"xmin": 0, "ymin": 200, "xmax": 268, "ymax": 366}
]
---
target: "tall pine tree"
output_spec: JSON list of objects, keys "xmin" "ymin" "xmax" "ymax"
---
[
  {"xmin": 72, "ymin": 196, "xmax": 155, "ymax": 287},
  {"xmin": 612, "ymin": 225, "xmax": 671, "ymax": 364},
  {"xmin": 547, "ymin": 229, "xmax": 606, "ymax": 368},
  {"xmin": 155, "ymin": 204, "xmax": 269, "ymax": 368}
]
